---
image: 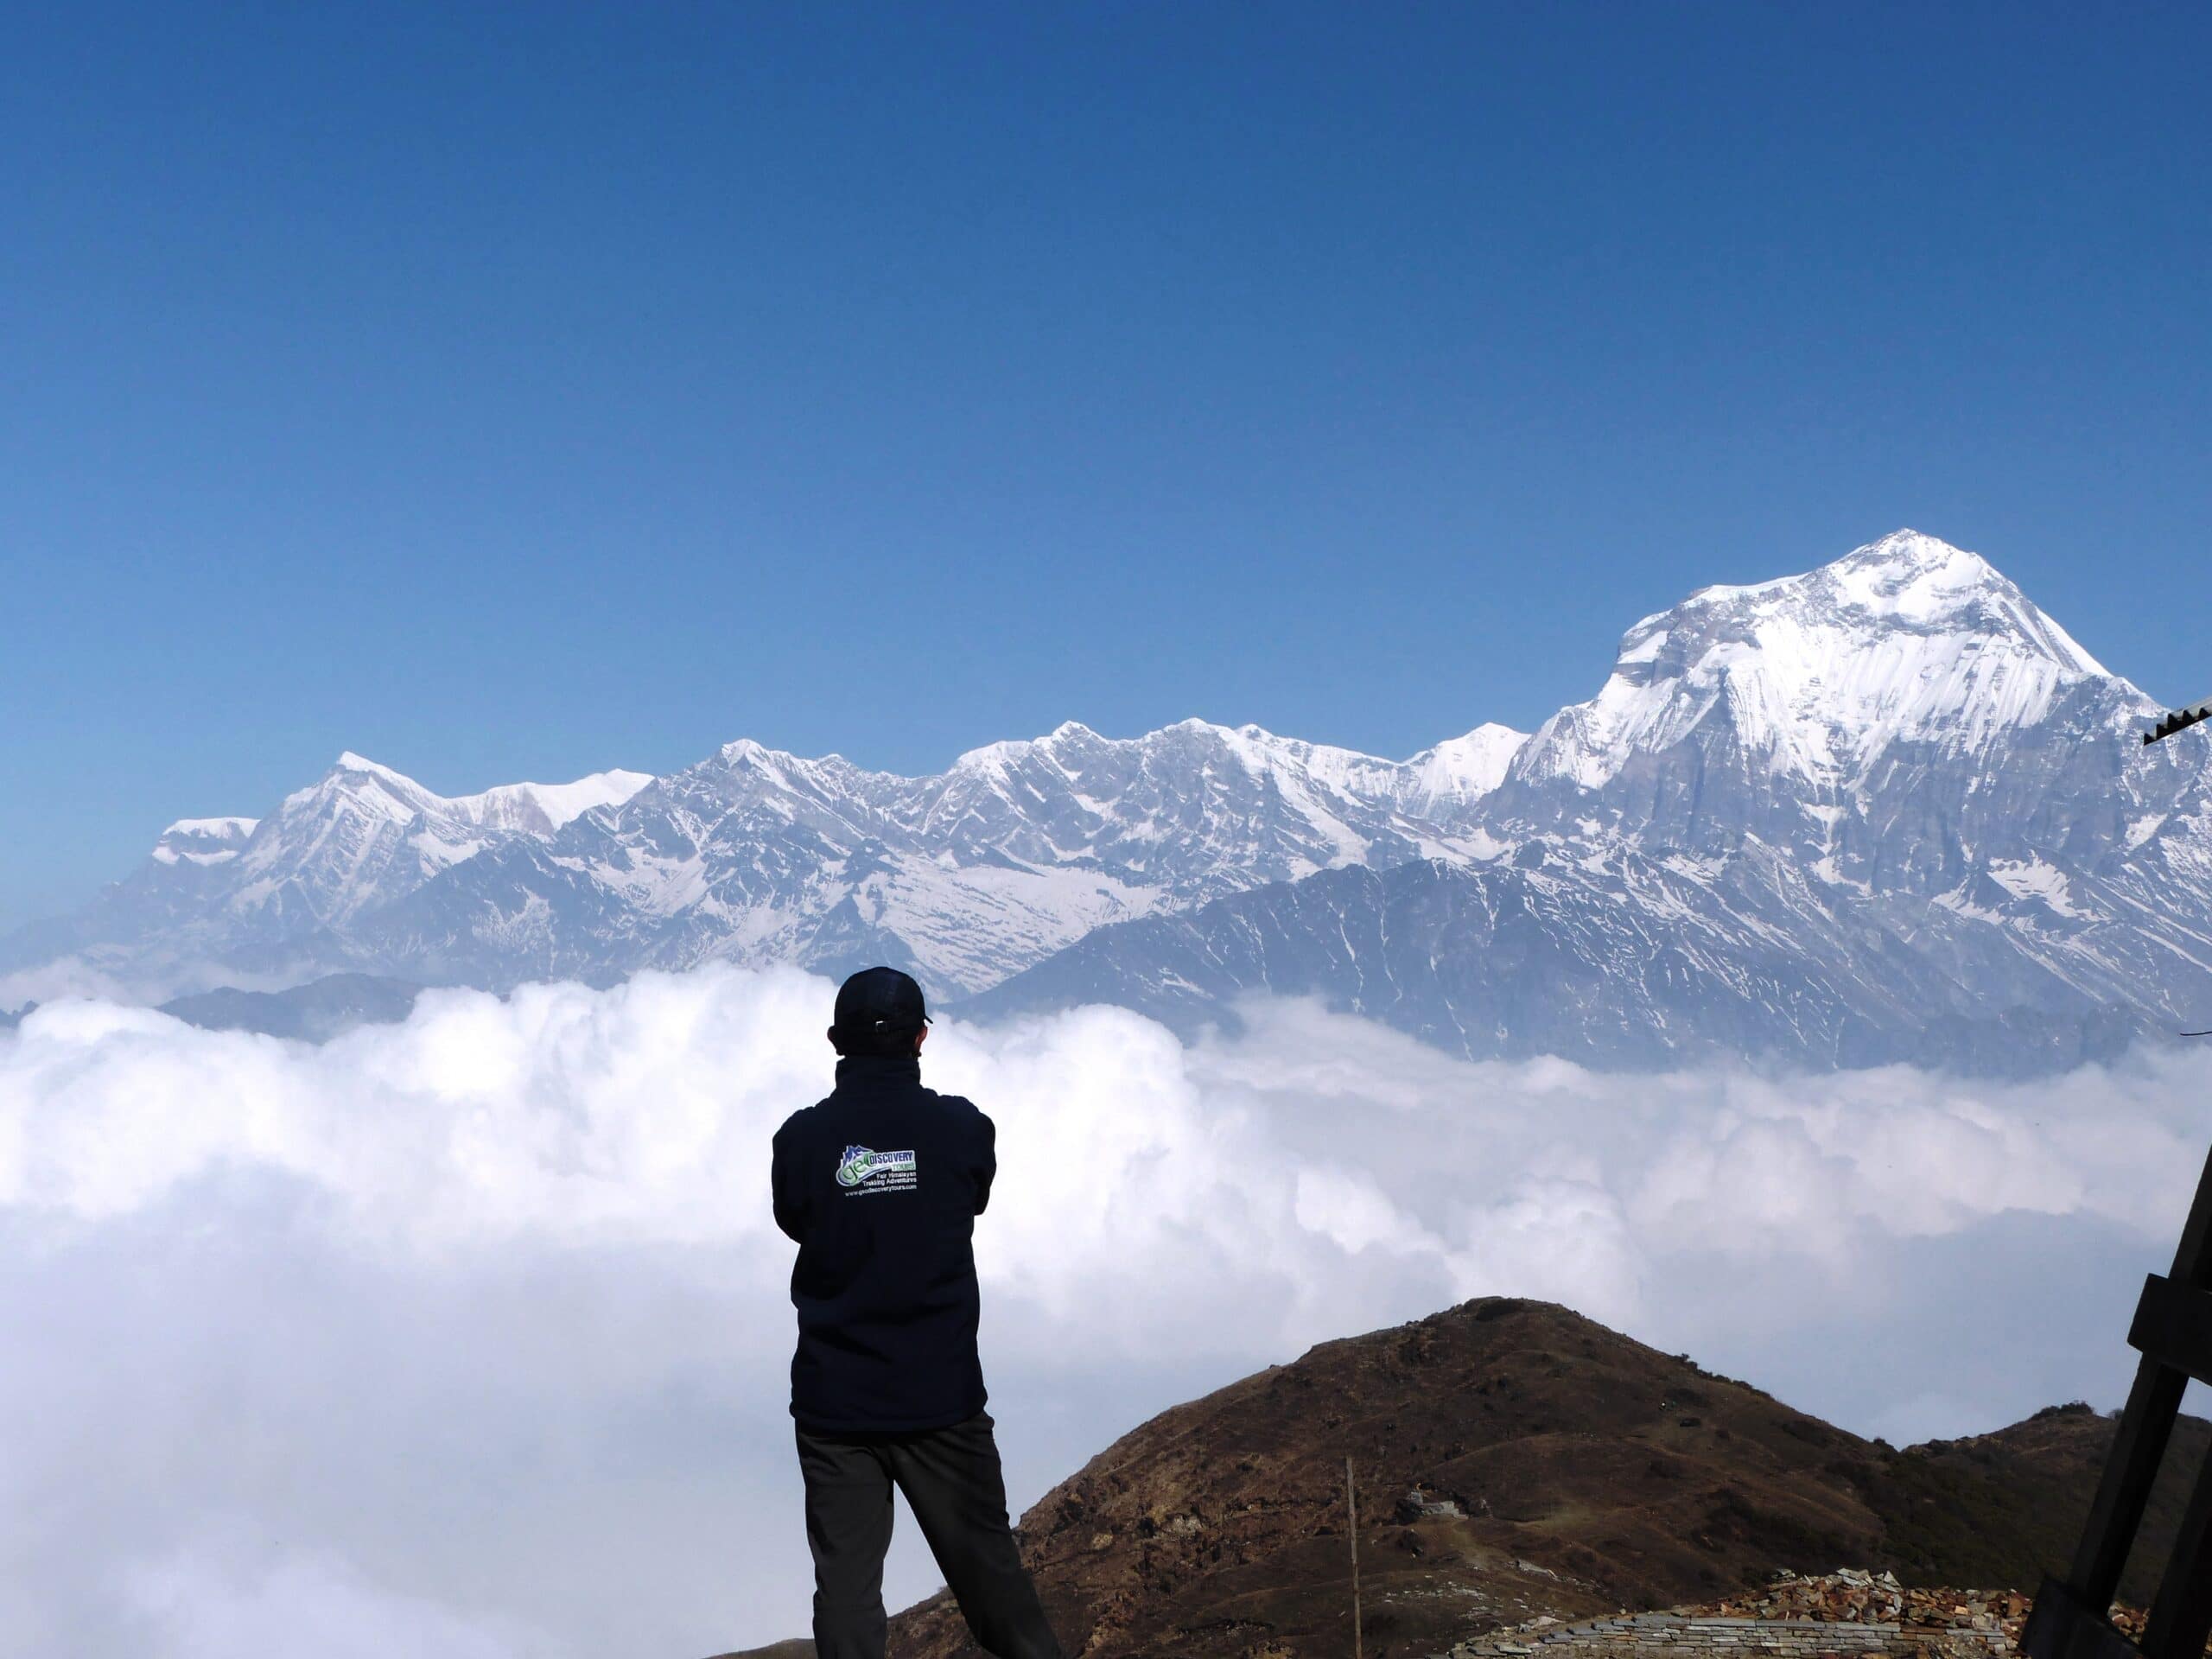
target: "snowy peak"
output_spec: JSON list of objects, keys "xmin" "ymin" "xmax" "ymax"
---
[
  {"xmin": 270, "ymin": 753, "xmax": 457, "ymax": 830},
  {"xmin": 1762, "ymin": 530, "xmax": 2100, "ymax": 674},
  {"xmin": 334, "ymin": 750, "xmax": 407, "ymax": 778},
  {"xmin": 925, "ymin": 715, "xmax": 1424, "ymax": 873},
  {"xmin": 306, "ymin": 753, "xmax": 651, "ymax": 834},
  {"xmin": 692, "ymin": 737, "xmax": 900, "ymax": 817},
  {"xmin": 150, "ymin": 817, "xmax": 259, "ymax": 867},
  {"xmin": 1402, "ymin": 723, "xmax": 1528, "ymax": 810},
  {"xmin": 933, "ymin": 715, "xmax": 1521, "ymax": 852},
  {"xmin": 949, "ymin": 717, "xmax": 1321, "ymax": 774},
  {"xmin": 1826, "ymin": 529, "xmax": 2009, "ymax": 618},
  {"xmin": 1517, "ymin": 531, "xmax": 2120, "ymax": 792},
  {"xmin": 449, "ymin": 770, "xmax": 652, "ymax": 835},
  {"xmin": 1652, "ymin": 531, "xmax": 2101, "ymax": 668},
  {"xmin": 212, "ymin": 753, "xmax": 652, "ymax": 929}
]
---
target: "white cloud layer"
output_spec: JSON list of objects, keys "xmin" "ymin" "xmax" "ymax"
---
[{"xmin": 1, "ymin": 965, "xmax": 2203, "ymax": 1655}]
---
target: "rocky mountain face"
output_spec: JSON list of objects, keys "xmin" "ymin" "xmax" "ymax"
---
[
  {"xmin": 11, "ymin": 532, "xmax": 2212, "ymax": 1071},
  {"xmin": 718, "ymin": 1300, "xmax": 2205, "ymax": 1659}
]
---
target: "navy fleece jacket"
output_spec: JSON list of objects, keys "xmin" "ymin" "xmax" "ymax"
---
[{"xmin": 771, "ymin": 1052, "xmax": 997, "ymax": 1434}]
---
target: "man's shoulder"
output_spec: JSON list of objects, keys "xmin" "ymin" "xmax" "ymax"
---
[
  {"xmin": 773, "ymin": 1094, "xmax": 838, "ymax": 1143},
  {"xmin": 916, "ymin": 1082, "xmax": 981, "ymax": 1111},
  {"xmin": 918, "ymin": 1086, "xmax": 991, "ymax": 1135}
]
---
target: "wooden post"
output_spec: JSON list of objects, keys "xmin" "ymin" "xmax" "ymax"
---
[
  {"xmin": 2025, "ymin": 1138, "xmax": 2212, "ymax": 1659},
  {"xmin": 1347, "ymin": 1455, "xmax": 1363, "ymax": 1659},
  {"xmin": 2069, "ymin": 1143, "xmax": 2212, "ymax": 1612}
]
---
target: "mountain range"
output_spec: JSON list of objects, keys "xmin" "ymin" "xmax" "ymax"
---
[{"xmin": 10, "ymin": 531, "xmax": 2210, "ymax": 1072}]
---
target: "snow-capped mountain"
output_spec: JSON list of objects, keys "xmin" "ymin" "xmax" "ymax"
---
[
  {"xmin": 12, "ymin": 530, "xmax": 2212, "ymax": 1071},
  {"xmin": 220, "ymin": 752, "xmax": 652, "ymax": 927},
  {"xmin": 977, "ymin": 532, "xmax": 2212, "ymax": 1070},
  {"xmin": 4, "ymin": 758, "xmax": 655, "ymax": 995},
  {"xmin": 1515, "ymin": 531, "xmax": 2103, "ymax": 796},
  {"xmin": 1490, "ymin": 531, "xmax": 2194, "ymax": 916}
]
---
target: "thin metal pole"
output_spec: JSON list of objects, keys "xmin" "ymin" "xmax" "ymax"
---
[{"xmin": 1347, "ymin": 1455, "xmax": 1363, "ymax": 1659}]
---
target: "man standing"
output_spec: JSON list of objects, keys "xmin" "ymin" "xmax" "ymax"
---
[{"xmin": 771, "ymin": 965, "xmax": 1065, "ymax": 1659}]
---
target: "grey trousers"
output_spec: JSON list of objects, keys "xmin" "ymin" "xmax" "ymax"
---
[{"xmin": 794, "ymin": 1409, "xmax": 1065, "ymax": 1659}]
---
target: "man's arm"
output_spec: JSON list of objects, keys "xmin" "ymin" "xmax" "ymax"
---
[
  {"xmin": 771, "ymin": 1118, "xmax": 806, "ymax": 1243},
  {"xmin": 973, "ymin": 1109, "xmax": 997, "ymax": 1217}
]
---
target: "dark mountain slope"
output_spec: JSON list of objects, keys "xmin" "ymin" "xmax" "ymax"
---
[
  {"xmin": 963, "ymin": 855, "xmax": 2146, "ymax": 1076},
  {"xmin": 1871, "ymin": 1402, "xmax": 2209, "ymax": 1601},
  {"xmin": 158, "ymin": 972, "xmax": 422, "ymax": 1040}
]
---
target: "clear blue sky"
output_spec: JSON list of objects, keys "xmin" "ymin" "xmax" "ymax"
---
[{"xmin": 5, "ymin": 3, "xmax": 2209, "ymax": 931}]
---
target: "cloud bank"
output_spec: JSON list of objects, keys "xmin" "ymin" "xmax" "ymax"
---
[{"xmin": 2, "ymin": 966, "xmax": 2203, "ymax": 1655}]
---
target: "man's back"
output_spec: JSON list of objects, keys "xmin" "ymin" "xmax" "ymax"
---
[
  {"xmin": 778, "ymin": 967, "xmax": 1062, "ymax": 1659},
  {"xmin": 772, "ymin": 1049, "xmax": 997, "ymax": 1434}
]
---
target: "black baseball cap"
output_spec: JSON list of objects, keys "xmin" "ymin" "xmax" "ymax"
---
[{"xmin": 832, "ymin": 965, "xmax": 931, "ymax": 1037}]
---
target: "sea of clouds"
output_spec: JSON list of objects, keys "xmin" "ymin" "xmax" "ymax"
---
[{"xmin": 2, "ymin": 963, "xmax": 2206, "ymax": 1656}]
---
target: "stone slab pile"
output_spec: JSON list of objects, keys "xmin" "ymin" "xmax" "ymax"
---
[{"xmin": 1440, "ymin": 1572, "xmax": 2028, "ymax": 1659}]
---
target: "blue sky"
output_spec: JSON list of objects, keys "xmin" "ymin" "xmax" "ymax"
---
[{"xmin": 4, "ymin": 2, "xmax": 2209, "ymax": 932}]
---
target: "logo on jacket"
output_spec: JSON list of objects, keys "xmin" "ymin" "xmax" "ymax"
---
[{"xmin": 836, "ymin": 1144, "xmax": 918, "ymax": 1191}]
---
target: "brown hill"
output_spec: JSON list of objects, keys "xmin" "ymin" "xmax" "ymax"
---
[
  {"xmin": 724, "ymin": 1298, "xmax": 2204, "ymax": 1659},
  {"xmin": 1870, "ymin": 1401, "xmax": 2207, "ymax": 1603}
]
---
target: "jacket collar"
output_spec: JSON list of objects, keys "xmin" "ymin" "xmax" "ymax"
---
[{"xmin": 835, "ymin": 1052, "xmax": 921, "ymax": 1088}]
